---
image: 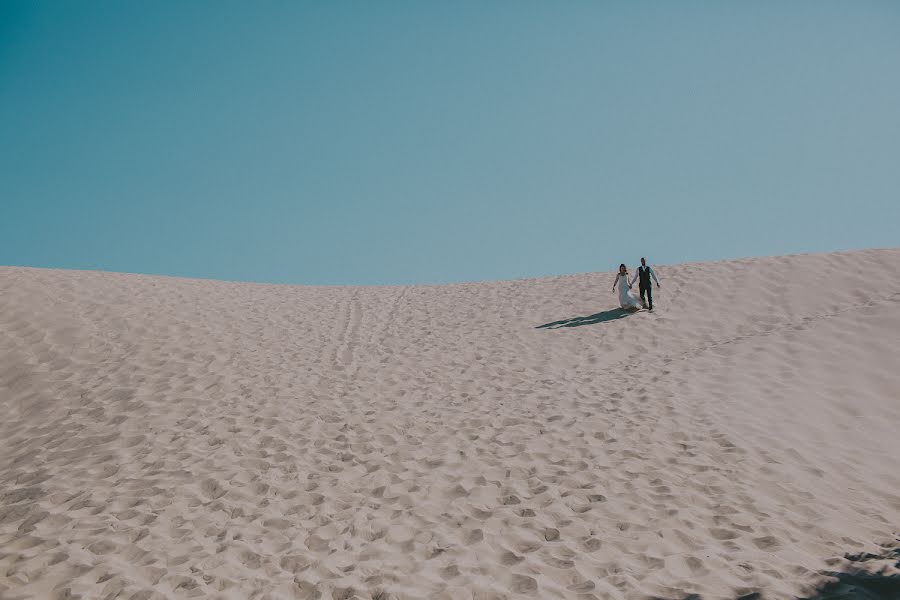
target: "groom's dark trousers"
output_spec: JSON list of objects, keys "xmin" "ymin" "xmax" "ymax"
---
[
  {"xmin": 639, "ymin": 282, "xmax": 652, "ymax": 310},
  {"xmin": 638, "ymin": 267, "xmax": 653, "ymax": 309}
]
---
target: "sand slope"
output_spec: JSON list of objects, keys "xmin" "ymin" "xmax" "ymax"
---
[{"xmin": 1, "ymin": 249, "xmax": 899, "ymax": 600}]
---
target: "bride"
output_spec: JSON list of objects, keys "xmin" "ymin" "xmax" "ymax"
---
[{"xmin": 612, "ymin": 264, "xmax": 643, "ymax": 310}]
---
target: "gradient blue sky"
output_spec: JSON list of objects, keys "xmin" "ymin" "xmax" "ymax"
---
[{"xmin": 2, "ymin": 2, "xmax": 899, "ymax": 285}]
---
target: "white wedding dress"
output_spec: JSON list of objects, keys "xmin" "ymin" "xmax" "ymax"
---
[{"xmin": 615, "ymin": 273, "xmax": 643, "ymax": 310}]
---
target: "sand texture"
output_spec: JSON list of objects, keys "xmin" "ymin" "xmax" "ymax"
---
[{"xmin": 1, "ymin": 249, "xmax": 899, "ymax": 600}]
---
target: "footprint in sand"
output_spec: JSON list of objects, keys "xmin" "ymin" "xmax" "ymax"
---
[
  {"xmin": 464, "ymin": 529, "xmax": 484, "ymax": 545},
  {"xmin": 752, "ymin": 535, "xmax": 782, "ymax": 551},
  {"xmin": 511, "ymin": 574, "xmax": 538, "ymax": 594}
]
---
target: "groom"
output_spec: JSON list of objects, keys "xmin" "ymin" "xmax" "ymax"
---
[{"xmin": 630, "ymin": 257, "xmax": 660, "ymax": 310}]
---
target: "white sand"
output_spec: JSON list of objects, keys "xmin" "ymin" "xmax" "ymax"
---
[{"xmin": 1, "ymin": 248, "xmax": 899, "ymax": 600}]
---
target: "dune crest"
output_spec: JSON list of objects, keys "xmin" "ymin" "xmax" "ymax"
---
[{"xmin": 2, "ymin": 249, "xmax": 899, "ymax": 599}]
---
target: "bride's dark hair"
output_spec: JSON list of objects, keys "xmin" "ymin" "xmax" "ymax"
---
[{"xmin": 619, "ymin": 263, "xmax": 627, "ymax": 274}]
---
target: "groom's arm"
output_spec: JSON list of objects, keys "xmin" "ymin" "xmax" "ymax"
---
[{"xmin": 650, "ymin": 268, "xmax": 660, "ymax": 286}]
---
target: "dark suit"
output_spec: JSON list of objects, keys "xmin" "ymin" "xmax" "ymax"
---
[{"xmin": 636, "ymin": 265, "xmax": 657, "ymax": 309}]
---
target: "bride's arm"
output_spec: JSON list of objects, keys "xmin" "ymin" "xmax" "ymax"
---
[{"xmin": 612, "ymin": 275, "xmax": 619, "ymax": 291}]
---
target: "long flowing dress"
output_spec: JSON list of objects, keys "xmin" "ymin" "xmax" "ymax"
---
[{"xmin": 614, "ymin": 272, "xmax": 643, "ymax": 310}]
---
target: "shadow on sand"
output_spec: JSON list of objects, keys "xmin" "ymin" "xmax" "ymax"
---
[
  {"xmin": 652, "ymin": 544, "xmax": 900, "ymax": 600},
  {"xmin": 536, "ymin": 307, "xmax": 639, "ymax": 329},
  {"xmin": 797, "ymin": 547, "xmax": 900, "ymax": 600}
]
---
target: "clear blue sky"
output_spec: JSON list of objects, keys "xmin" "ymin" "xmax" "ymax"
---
[{"xmin": 2, "ymin": 2, "xmax": 898, "ymax": 285}]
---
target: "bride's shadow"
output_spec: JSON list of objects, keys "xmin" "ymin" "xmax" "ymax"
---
[{"xmin": 536, "ymin": 307, "xmax": 639, "ymax": 329}]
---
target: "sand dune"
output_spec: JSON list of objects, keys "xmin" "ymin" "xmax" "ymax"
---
[{"xmin": 1, "ymin": 249, "xmax": 899, "ymax": 600}]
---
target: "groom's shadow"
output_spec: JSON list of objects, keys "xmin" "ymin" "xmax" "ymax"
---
[{"xmin": 536, "ymin": 307, "xmax": 638, "ymax": 329}]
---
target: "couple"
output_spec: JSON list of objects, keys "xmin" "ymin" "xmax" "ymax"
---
[{"xmin": 612, "ymin": 257, "xmax": 660, "ymax": 311}]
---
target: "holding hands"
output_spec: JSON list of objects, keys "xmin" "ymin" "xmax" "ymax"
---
[{"xmin": 613, "ymin": 258, "xmax": 661, "ymax": 310}]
